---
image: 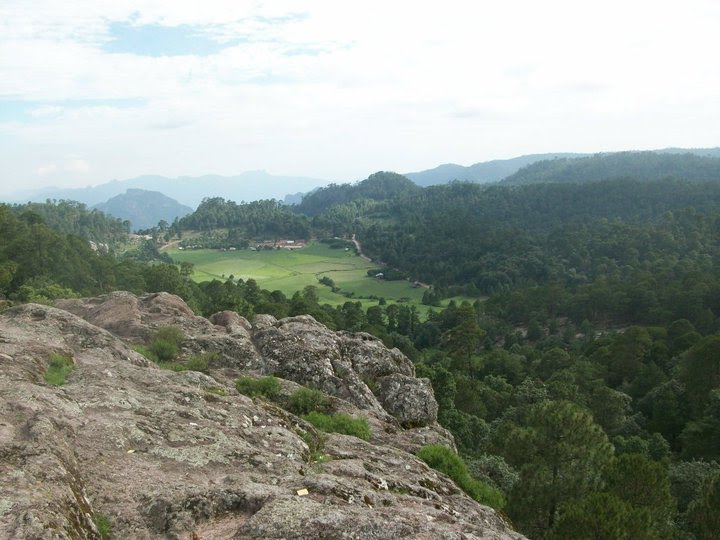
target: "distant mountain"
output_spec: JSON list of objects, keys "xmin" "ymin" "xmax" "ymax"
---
[
  {"xmin": 655, "ymin": 147, "xmax": 720, "ymax": 158},
  {"xmin": 93, "ymin": 189, "xmax": 193, "ymax": 231},
  {"xmin": 404, "ymin": 147, "xmax": 720, "ymax": 186},
  {"xmin": 4, "ymin": 171, "xmax": 332, "ymax": 208},
  {"xmin": 502, "ymin": 151, "xmax": 720, "ymax": 186},
  {"xmin": 405, "ymin": 153, "xmax": 588, "ymax": 186}
]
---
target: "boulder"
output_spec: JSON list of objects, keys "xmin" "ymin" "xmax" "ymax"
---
[{"xmin": 0, "ymin": 299, "xmax": 522, "ymax": 539}]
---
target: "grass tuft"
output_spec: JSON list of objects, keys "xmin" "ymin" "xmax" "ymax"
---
[
  {"xmin": 417, "ymin": 444, "xmax": 505, "ymax": 509},
  {"xmin": 235, "ymin": 375, "xmax": 281, "ymax": 399},
  {"xmin": 303, "ymin": 411, "xmax": 371, "ymax": 441},
  {"xmin": 44, "ymin": 353, "xmax": 74, "ymax": 386}
]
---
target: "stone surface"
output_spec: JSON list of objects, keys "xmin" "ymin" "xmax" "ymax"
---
[
  {"xmin": 0, "ymin": 294, "xmax": 523, "ymax": 539},
  {"xmin": 376, "ymin": 373, "xmax": 439, "ymax": 427}
]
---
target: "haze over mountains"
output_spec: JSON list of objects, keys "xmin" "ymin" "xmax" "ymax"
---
[
  {"xmin": 404, "ymin": 147, "xmax": 720, "ymax": 186},
  {"xmin": 5, "ymin": 148, "xmax": 720, "ymax": 225},
  {"xmin": 4, "ymin": 171, "xmax": 331, "ymax": 209}
]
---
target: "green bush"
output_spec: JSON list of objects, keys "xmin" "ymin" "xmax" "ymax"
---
[
  {"xmin": 94, "ymin": 513, "xmax": 111, "ymax": 539},
  {"xmin": 153, "ymin": 325, "xmax": 184, "ymax": 346},
  {"xmin": 151, "ymin": 338, "xmax": 178, "ymax": 361},
  {"xmin": 235, "ymin": 376, "xmax": 281, "ymax": 399},
  {"xmin": 185, "ymin": 352, "xmax": 216, "ymax": 374},
  {"xmin": 134, "ymin": 326, "xmax": 184, "ymax": 363},
  {"xmin": 44, "ymin": 353, "xmax": 74, "ymax": 386},
  {"xmin": 133, "ymin": 326, "xmax": 184, "ymax": 362},
  {"xmin": 417, "ymin": 444, "xmax": 505, "ymax": 509},
  {"xmin": 149, "ymin": 326, "xmax": 184, "ymax": 361},
  {"xmin": 288, "ymin": 387, "xmax": 330, "ymax": 415},
  {"xmin": 303, "ymin": 411, "xmax": 371, "ymax": 441}
]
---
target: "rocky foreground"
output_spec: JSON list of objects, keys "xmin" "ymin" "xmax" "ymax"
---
[{"xmin": 0, "ymin": 292, "xmax": 522, "ymax": 539}]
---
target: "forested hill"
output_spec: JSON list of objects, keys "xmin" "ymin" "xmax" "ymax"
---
[
  {"xmin": 177, "ymin": 197, "xmax": 311, "ymax": 239},
  {"xmin": 10, "ymin": 200, "xmax": 130, "ymax": 245},
  {"xmin": 502, "ymin": 151, "xmax": 720, "ymax": 185},
  {"xmin": 358, "ymin": 178, "xmax": 720, "ymax": 301},
  {"xmin": 293, "ymin": 171, "xmax": 419, "ymax": 215}
]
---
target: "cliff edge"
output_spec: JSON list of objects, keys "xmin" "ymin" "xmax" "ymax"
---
[{"xmin": 0, "ymin": 292, "xmax": 522, "ymax": 539}]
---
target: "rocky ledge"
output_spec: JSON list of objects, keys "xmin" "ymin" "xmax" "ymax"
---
[{"xmin": 0, "ymin": 292, "xmax": 522, "ymax": 539}]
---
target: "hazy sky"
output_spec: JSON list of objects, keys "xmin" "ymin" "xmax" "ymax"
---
[{"xmin": 1, "ymin": 0, "xmax": 719, "ymax": 195}]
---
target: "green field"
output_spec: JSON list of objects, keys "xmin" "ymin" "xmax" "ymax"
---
[{"xmin": 167, "ymin": 241, "xmax": 477, "ymax": 315}]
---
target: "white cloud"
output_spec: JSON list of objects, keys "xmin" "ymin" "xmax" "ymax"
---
[
  {"xmin": 36, "ymin": 163, "xmax": 58, "ymax": 176},
  {"xmin": 65, "ymin": 159, "xmax": 91, "ymax": 173},
  {"xmin": 1, "ymin": 0, "xmax": 720, "ymax": 194}
]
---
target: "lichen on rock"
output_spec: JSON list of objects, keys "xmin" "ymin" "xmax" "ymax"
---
[{"xmin": 0, "ymin": 293, "xmax": 523, "ymax": 539}]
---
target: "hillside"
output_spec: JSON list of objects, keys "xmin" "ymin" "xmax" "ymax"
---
[
  {"xmin": 358, "ymin": 178, "xmax": 720, "ymax": 294},
  {"xmin": 293, "ymin": 171, "xmax": 420, "ymax": 216},
  {"xmin": 405, "ymin": 147, "xmax": 720, "ymax": 186},
  {"xmin": 93, "ymin": 188, "xmax": 193, "ymax": 231},
  {"xmin": 0, "ymin": 292, "xmax": 520, "ymax": 539},
  {"xmin": 9, "ymin": 199, "xmax": 129, "ymax": 246},
  {"xmin": 3, "ymin": 162, "xmax": 720, "ymax": 538},
  {"xmin": 502, "ymin": 151, "xmax": 720, "ymax": 185}
]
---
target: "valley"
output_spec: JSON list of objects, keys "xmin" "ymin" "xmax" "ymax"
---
[
  {"xmin": 2, "ymin": 151, "xmax": 720, "ymax": 539},
  {"xmin": 167, "ymin": 241, "xmax": 473, "ymax": 315}
]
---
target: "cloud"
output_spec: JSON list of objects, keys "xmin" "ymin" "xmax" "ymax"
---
[
  {"xmin": 34, "ymin": 159, "xmax": 90, "ymax": 177},
  {"xmin": 65, "ymin": 159, "xmax": 90, "ymax": 173},
  {"xmin": 148, "ymin": 118, "xmax": 193, "ymax": 130},
  {"xmin": 2, "ymin": 0, "xmax": 720, "ymax": 195},
  {"xmin": 36, "ymin": 163, "xmax": 58, "ymax": 176}
]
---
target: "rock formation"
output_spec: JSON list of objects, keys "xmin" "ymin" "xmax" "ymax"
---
[{"xmin": 0, "ymin": 292, "xmax": 522, "ymax": 539}]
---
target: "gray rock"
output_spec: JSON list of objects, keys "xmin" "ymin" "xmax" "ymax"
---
[
  {"xmin": 0, "ymin": 294, "xmax": 529, "ymax": 539},
  {"xmin": 376, "ymin": 374, "xmax": 439, "ymax": 427}
]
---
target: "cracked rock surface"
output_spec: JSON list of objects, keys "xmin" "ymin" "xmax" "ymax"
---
[{"xmin": 0, "ymin": 293, "xmax": 523, "ymax": 539}]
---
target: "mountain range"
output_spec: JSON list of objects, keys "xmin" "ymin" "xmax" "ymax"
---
[
  {"xmin": 404, "ymin": 147, "xmax": 720, "ymax": 186},
  {"xmin": 5, "ymin": 148, "xmax": 720, "ymax": 227},
  {"xmin": 4, "ymin": 171, "xmax": 332, "ymax": 209}
]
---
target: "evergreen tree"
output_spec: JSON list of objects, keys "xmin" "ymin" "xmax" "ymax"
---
[{"xmin": 501, "ymin": 400, "xmax": 614, "ymax": 538}]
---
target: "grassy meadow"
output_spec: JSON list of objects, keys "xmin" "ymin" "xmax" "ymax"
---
[{"xmin": 166, "ymin": 241, "xmax": 476, "ymax": 316}]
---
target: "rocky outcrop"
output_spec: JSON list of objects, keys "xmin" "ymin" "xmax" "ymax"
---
[{"xmin": 0, "ymin": 294, "xmax": 522, "ymax": 539}]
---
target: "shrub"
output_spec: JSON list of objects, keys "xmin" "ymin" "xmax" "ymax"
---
[
  {"xmin": 151, "ymin": 339, "xmax": 178, "ymax": 361},
  {"xmin": 44, "ymin": 354, "xmax": 74, "ymax": 386},
  {"xmin": 94, "ymin": 513, "xmax": 111, "ymax": 539},
  {"xmin": 153, "ymin": 325, "xmax": 184, "ymax": 346},
  {"xmin": 417, "ymin": 444, "xmax": 505, "ymax": 509},
  {"xmin": 149, "ymin": 326, "xmax": 184, "ymax": 361},
  {"xmin": 288, "ymin": 387, "xmax": 330, "ymax": 415},
  {"xmin": 185, "ymin": 352, "xmax": 216, "ymax": 374},
  {"xmin": 303, "ymin": 411, "xmax": 371, "ymax": 441},
  {"xmin": 134, "ymin": 326, "xmax": 184, "ymax": 363},
  {"xmin": 235, "ymin": 376, "xmax": 281, "ymax": 399}
]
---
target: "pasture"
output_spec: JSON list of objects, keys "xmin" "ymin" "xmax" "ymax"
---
[{"xmin": 166, "ymin": 242, "xmax": 475, "ymax": 315}]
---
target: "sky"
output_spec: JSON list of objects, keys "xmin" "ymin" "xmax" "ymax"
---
[{"xmin": 1, "ymin": 0, "xmax": 720, "ymax": 196}]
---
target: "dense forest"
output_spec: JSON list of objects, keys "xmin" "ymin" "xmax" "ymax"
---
[
  {"xmin": 502, "ymin": 151, "xmax": 720, "ymax": 185},
  {"xmin": 11, "ymin": 200, "xmax": 130, "ymax": 245},
  {"xmin": 292, "ymin": 171, "xmax": 419, "ymax": 216},
  {"xmin": 3, "ymin": 152, "xmax": 720, "ymax": 538}
]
